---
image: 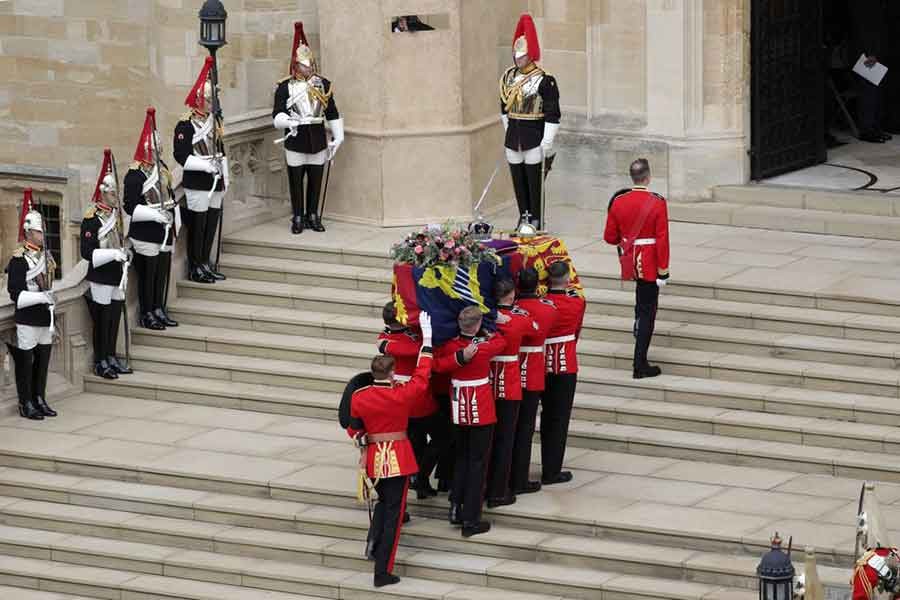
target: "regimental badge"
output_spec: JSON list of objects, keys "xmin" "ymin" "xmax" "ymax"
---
[
  {"xmin": 177, "ymin": 133, "xmax": 185, "ymax": 141},
  {"xmin": 85, "ymin": 231, "xmax": 92, "ymax": 238}
]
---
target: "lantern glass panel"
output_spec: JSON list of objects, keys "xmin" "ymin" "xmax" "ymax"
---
[{"xmin": 776, "ymin": 582, "xmax": 788, "ymax": 600}]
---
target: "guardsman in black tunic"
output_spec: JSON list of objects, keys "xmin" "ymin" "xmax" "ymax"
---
[
  {"xmin": 6, "ymin": 188, "xmax": 57, "ymax": 420},
  {"xmin": 124, "ymin": 107, "xmax": 179, "ymax": 331},
  {"xmin": 273, "ymin": 21, "xmax": 343, "ymax": 234},
  {"xmin": 174, "ymin": 56, "xmax": 228, "ymax": 284},
  {"xmin": 81, "ymin": 149, "xmax": 133, "ymax": 380},
  {"xmin": 500, "ymin": 13, "xmax": 561, "ymax": 230}
]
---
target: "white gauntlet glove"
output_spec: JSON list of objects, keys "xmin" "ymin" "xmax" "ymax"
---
[
  {"xmin": 501, "ymin": 114, "xmax": 509, "ymax": 132},
  {"xmin": 184, "ymin": 154, "xmax": 217, "ymax": 174},
  {"xmin": 541, "ymin": 122, "xmax": 560, "ymax": 157},
  {"xmin": 273, "ymin": 112, "xmax": 298, "ymax": 130},
  {"xmin": 419, "ymin": 312, "xmax": 433, "ymax": 347},
  {"xmin": 16, "ymin": 291, "xmax": 51, "ymax": 309},
  {"xmin": 656, "ymin": 278, "xmax": 667, "ymax": 287}
]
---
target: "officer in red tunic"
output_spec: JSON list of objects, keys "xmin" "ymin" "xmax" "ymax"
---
[
  {"xmin": 603, "ymin": 158, "xmax": 670, "ymax": 379},
  {"xmin": 377, "ymin": 301, "xmax": 447, "ymax": 499},
  {"xmin": 511, "ymin": 267, "xmax": 557, "ymax": 494},
  {"xmin": 434, "ymin": 306, "xmax": 506, "ymax": 537},
  {"xmin": 486, "ymin": 278, "xmax": 536, "ymax": 508},
  {"xmin": 347, "ymin": 313, "xmax": 434, "ymax": 588},
  {"xmin": 541, "ymin": 261, "xmax": 586, "ymax": 485}
]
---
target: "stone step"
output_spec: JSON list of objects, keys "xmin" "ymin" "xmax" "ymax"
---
[
  {"xmin": 0, "ymin": 519, "xmax": 759, "ymax": 600},
  {"xmin": 129, "ymin": 321, "xmax": 900, "ymax": 400},
  {"xmin": 91, "ymin": 344, "xmax": 900, "ymax": 429},
  {"xmin": 712, "ymin": 184, "xmax": 900, "ymax": 217},
  {"xmin": 182, "ymin": 266, "xmax": 900, "ymax": 346},
  {"xmin": 0, "ymin": 470, "xmax": 852, "ymax": 594},
  {"xmin": 222, "ymin": 238, "xmax": 900, "ymax": 317},
  {"xmin": 0, "ymin": 522, "xmax": 615, "ymax": 600},
  {"xmin": 0, "ymin": 394, "xmax": 888, "ymax": 551},
  {"xmin": 131, "ymin": 324, "xmax": 376, "ymax": 368},
  {"xmin": 0, "ymin": 586, "xmax": 95, "ymax": 600},
  {"xmin": 84, "ymin": 362, "xmax": 900, "ymax": 458},
  {"xmin": 166, "ymin": 297, "xmax": 900, "ymax": 369},
  {"xmin": 670, "ymin": 200, "xmax": 900, "ymax": 241}
]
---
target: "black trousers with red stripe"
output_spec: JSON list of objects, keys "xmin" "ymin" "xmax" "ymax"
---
[
  {"xmin": 486, "ymin": 399, "xmax": 520, "ymax": 499},
  {"xmin": 370, "ymin": 475, "xmax": 409, "ymax": 576},
  {"xmin": 541, "ymin": 373, "xmax": 577, "ymax": 480}
]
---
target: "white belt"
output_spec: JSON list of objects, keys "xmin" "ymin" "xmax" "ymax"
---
[
  {"xmin": 633, "ymin": 238, "xmax": 656, "ymax": 246},
  {"xmin": 491, "ymin": 356, "xmax": 518, "ymax": 363},
  {"xmin": 520, "ymin": 346, "xmax": 543, "ymax": 353},
  {"xmin": 545, "ymin": 334, "xmax": 576, "ymax": 345},
  {"xmin": 452, "ymin": 377, "xmax": 489, "ymax": 388},
  {"xmin": 393, "ymin": 374, "xmax": 412, "ymax": 383}
]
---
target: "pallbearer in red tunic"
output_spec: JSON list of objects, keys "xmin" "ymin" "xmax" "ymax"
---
[
  {"xmin": 486, "ymin": 278, "xmax": 536, "ymax": 508},
  {"xmin": 603, "ymin": 158, "xmax": 670, "ymax": 379},
  {"xmin": 541, "ymin": 261, "xmax": 586, "ymax": 485},
  {"xmin": 347, "ymin": 313, "xmax": 434, "ymax": 588},
  {"xmin": 511, "ymin": 267, "xmax": 558, "ymax": 494},
  {"xmin": 376, "ymin": 301, "xmax": 448, "ymax": 500},
  {"xmin": 434, "ymin": 306, "xmax": 506, "ymax": 538}
]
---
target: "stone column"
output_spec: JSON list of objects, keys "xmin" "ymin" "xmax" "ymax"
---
[{"xmin": 317, "ymin": 0, "xmax": 510, "ymax": 226}]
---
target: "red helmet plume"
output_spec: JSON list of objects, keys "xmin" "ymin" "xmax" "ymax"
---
[
  {"xmin": 185, "ymin": 56, "xmax": 215, "ymax": 113},
  {"xmin": 290, "ymin": 21, "xmax": 315, "ymax": 73},
  {"xmin": 91, "ymin": 148, "xmax": 115, "ymax": 205},
  {"xmin": 17, "ymin": 188, "xmax": 34, "ymax": 242},
  {"xmin": 133, "ymin": 107, "xmax": 157, "ymax": 164},
  {"xmin": 513, "ymin": 13, "xmax": 540, "ymax": 62}
]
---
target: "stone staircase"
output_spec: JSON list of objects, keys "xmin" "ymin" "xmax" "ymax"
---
[
  {"xmin": 4, "ymin": 225, "xmax": 900, "ymax": 599},
  {"xmin": 670, "ymin": 184, "xmax": 900, "ymax": 241}
]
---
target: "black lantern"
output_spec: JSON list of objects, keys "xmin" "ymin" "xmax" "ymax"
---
[
  {"xmin": 199, "ymin": 0, "xmax": 228, "ymax": 50},
  {"xmin": 757, "ymin": 533, "xmax": 795, "ymax": 600}
]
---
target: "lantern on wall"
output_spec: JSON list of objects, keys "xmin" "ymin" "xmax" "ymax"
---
[
  {"xmin": 199, "ymin": 0, "xmax": 228, "ymax": 50},
  {"xmin": 757, "ymin": 533, "xmax": 795, "ymax": 600}
]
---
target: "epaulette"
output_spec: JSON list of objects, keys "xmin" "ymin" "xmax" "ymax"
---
[
  {"xmin": 608, "ymin": 188, "xmax": 631, "ymax": 209},
  {"xmin": 566, "ymin": 288, "xmax": 580, "ymax": 297},
  {"xmin": 276, "ymin": 75, "xmax": 291, "ymax": 86},
  {"xmin": 84, "ymin": 205, "xmax": 97, "ymax": 219},
  {"xmin": 651, "ymin": 191, "xmax": 667, "ymax": 201},
  {"xmin": 11, "ymin": 246, "xmax": 24, "ymax": 258},
  {"xmin": 130, "ymin": 161, "xmax": 141, "ymax": 170},
  {"xmin": 511, "ymin": 306, "xmax": 529, "ymax": 316},
  {"xmin": 180, "ymin": 111, "xmax": 193, "ymax": 122},
  {"xmin": 539, "ymin": 298, "xmax": 556, "ymax": 307}
]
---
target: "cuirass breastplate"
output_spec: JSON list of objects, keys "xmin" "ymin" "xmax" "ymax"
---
[
  {"xmin": 288, "ymin": 76, "xmax": 327, "ymax": 122},
  {"xmin": 501, "ymin": 68, "xmax": 544, "ymax": 119}
]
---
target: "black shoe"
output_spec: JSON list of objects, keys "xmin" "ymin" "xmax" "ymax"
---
[
  {"xmin": 877, "ymin": 130, "xmax": 893, "ymax": 141},
  {"xmin": 154, "ymin": 308, "xmax": 178, "ymax": 328},
  {"xmin": 859, "ymin": 131, "xmax": 886, "ymax": 143},
  {"xmin": 487, "ymin": 495, "xmax": 516, "ymax": 509},
  {"xmin": 291, "ymin": 215, "xmax": 304, "ymax": 234},
  {"xmin": 449, "ymin": 503, "xmax": 462, "ymax": 526},
  {"xmin": 95, "ymin": 360, "xmax": 118, "ymax": 380},
  {"xmin": 189, "ymin": 266, "xmax": 215, "ymax": 284},
  {"xmin": 141, "ymin": 312, "xmax": 165, "ymax": 330},
  {"xmin": 19, "ymin": 400, "xmax": 43, "ymax": 421},
  {"xmin": 35, "ymin": 396, "xmax": 56, "ymax": 417},
  {"xmin": 514, "ymin": 481, "xmax": 542, "ymax": 495},
  {"xmin": 462, "ymin": 521, "xmax": 491, "ymax": 538},
  {"xmin": 204, "ymin": 263, "xmax": 226, "ymax": 281},
  {"xmin": 308, "ymin": 214, "xmax": 326, "ymax": 232},
  {"xmin": 416, "ymin": 480, "xmax": 438, "ymax": 500},
  {"xmin": 633, "ymin": 364, "xmax": 662, "ymax": 379},
  {"xmin": 374, "ymin": 574, "xmax": 400, "ymax": 588},
  {"xmin": 108, "ymin": 356, "xmax": 133, "ymax": 375},
  {"xmin": 541, "ymin": 471, "xmax": 574, "ymax": 485}
]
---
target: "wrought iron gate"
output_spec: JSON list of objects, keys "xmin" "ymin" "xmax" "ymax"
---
[{"xmin": 751, "ymin": 0, "xmax": 825, "ymax": 180}]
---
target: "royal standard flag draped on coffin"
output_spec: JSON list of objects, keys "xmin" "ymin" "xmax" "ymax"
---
[{"xmin": 393, "ymin": 260, "xmax": 514, "ymax": 345}]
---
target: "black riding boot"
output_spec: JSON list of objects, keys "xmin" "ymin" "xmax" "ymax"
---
[
  {"xmin": 509, "ymin": 162, "xmax": 529, "ymax": 225},
  {"xmin": 203, "ymin": 207, "xmax": 226, "ymax": 279},
  {"xmin": 7, "ymin": 344, "xmax": 41, "ymax": 420},
  {"xmin": 108, "ymin": 299, "xmax": 132, "ymax": 374},
  {"xmin": 288, "ymin": 166, "xmax": 304, "ymax": 234},
  {"xmin": 154, "ymin": 251, "xmax": 178, "ymax": 327},
  {"xmin": 305, "ymin": 164, "xmax": 326, "ymax": 232},
  {"xmin": 33, "ymin": 344, "xmax": 55, "ymax": 417},
  {"xmin": 523, "ymin": 162, "xmax": 543, "ymax": 229}
]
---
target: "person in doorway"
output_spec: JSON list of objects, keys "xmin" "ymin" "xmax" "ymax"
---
[
  {"xmin": 273, "ymin": 21, "xmax": 343, "ymax": 234},
  {"xmin": 603, "ymin": 158, "xmax": 670, "ymax": 380},
  {"xmin": 849, "ymin": 0, "xmax": 890, "ymax": 143}
]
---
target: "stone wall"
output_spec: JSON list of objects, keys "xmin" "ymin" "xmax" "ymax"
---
[{"xmin": 0, "ymin": 0, "xmax": 318, "ymax": 269}]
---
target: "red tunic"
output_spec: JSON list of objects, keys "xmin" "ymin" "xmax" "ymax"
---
[
  {"xmin": 489, "ymin": 305, "xmax": 536, "ymax": 401},
  {"xmin": 603, "ymin": 186, "xmax": 670, "ymax": 282},
  {"xmin": 377, "ymin": 327, "xmax": 438, "ymax": 418},
  {"xmin": 347, "ymin": 351, "xmax": 433, "ymax": 478},
  {"xmin": 434, "ymin": 331, "xmax": 506, "ymax": 426},
  {"xmin": 545, "ymin": 289, "xmax": 586, "ymax": 375},
  {"xmin": 853, "ymin": 547, "xmax": 900, "ymax": 600},
  {"xmin": 517, "ymin": 295, "xmax": 558, "ymax": 392}
]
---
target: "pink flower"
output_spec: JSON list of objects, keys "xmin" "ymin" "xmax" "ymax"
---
[
  {"xmin": 454, "ymin": 247, "xmax": 462, "ymax": 255},
  {"xmin": 444, "ymin": 241, "xmax": 454, "ymax": 249},
  {"xmin": 414, "ymin": 245, "xmax": 424, "ymax": 254}
]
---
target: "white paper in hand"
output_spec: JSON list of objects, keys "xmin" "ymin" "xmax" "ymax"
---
[{"xmin": 853, "ymin": 53, "xmax": 888, "ymax": 86}]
